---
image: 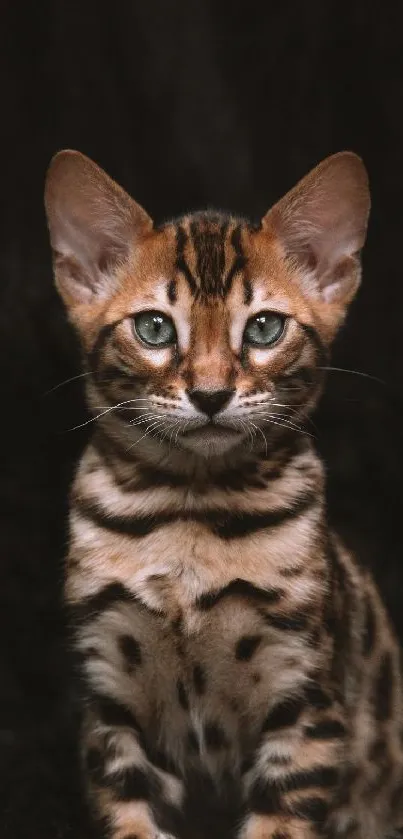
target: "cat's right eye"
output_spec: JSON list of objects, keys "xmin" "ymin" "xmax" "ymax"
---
[
  {"xmin": 134, "ymin": 310, "xmax": 177, "ymax": 347},
  {"xmin": 243, "ymin": 311, "xmax": 285, "ymax": 347}
]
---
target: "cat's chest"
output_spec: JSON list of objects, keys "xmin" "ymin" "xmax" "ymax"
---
[
  {"xmin": 79, "ymin": 578, "xmax": 315, "ymax": 777},
  {"xmin": 70, "ymin": 512, "xmax": 314, "ymax": 618}
]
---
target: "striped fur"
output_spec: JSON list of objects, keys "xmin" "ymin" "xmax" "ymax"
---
[{"xmin": 44, "ymin": 151, "xmax": 403, "ymax": 839}]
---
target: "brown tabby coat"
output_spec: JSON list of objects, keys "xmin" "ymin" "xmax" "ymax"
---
[{"xmin": 45, "ymin": 150, "xmax": 403, "ymax": 839}]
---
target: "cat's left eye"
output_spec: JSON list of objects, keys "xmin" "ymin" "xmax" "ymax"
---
[
  {"xmin": 243, "ymin": 312, "xmax": 285, "ymax": 347},
  {"xmin": 134, "ymin": 311, "xmax": 176, "ymax": 347}
]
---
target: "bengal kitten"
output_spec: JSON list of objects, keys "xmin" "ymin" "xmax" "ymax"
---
[{"xmin": 45, "ymin": 151, "xmax": 403, "ymax": 839}]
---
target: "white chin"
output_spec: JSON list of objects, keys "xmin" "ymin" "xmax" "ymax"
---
[{"xmin": 177, "ymin": 426, "xmax": 243, "ymax": 457}]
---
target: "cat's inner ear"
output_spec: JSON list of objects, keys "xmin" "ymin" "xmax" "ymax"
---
[
  {"xmin": 44, "ymin": 150, "xmax": 153, "ymax": 307},
  {"xmin": 262, "ymin": 152, "xmax": 370, "ymax": 306}
]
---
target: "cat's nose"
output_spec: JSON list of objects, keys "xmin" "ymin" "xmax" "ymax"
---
[{"xmin": 187, "ymin": 388, "xmax": 234, "ymax": 418}]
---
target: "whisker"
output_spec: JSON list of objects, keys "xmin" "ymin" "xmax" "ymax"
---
[
  {"xmin": 168, "ymin": 420, "xmax": 181, "ymax": 452},
  {"xmin": 66, "ymin": 398, "xmax": 159, "ymax": 431},
  {"xmin": 270, "ymin": 402, "xmax": 303, "ymax": 410},
  {"xmin": 235, "ymin": 418, "xmax": 252, "ymax": 451},
  {"xmin": 277, "ymin": 385, "xmax": 310, "ymax": 392},
  {"xmin": 174, "ymin": 421, "xmax": 184, "ymax": 447},
  {"xmin": 44, "ymin": 371, "xmax": 95, "ymax": 395},
  {"xmin": 249, "ymin": 421, "xmax": 268, "ymax": 455},
  {"xmin": 269, "ymin": 413, "xmax": 306, "ymax": 431},
  {"xmin": 261, "ymin": 417, "xmax": 314, "ymax": 438},
  {"xmin": 268, "ymin": 415, "xmax": 310, "ymax": 435},
  {"xmin": 128, "ymin": 418, "xmax": 163, "ymax": 430},
  {"xmin": 247, "ymin": 420, "xmax": 256, "ymax": 451},
  {"xmin": 126, "ymin": 419, "xmax": 168, "ymax": 451},
  {"xmin": 269, "ymin": 403, "xmax": 320, "ymax": 433},
  {"xmin": 317, "ymin": 366, "xmax": 386, "ymax": 386},
  {"xmin": 250, "ymin": 410, "xmax": 306, "ymax": 435},
  {"xmin": 129, "ymin": 413, "xmax": 163, "ymax": 427},
  {"xmin": 45, "ymin": 370, "xmax": 142, "ymax": 396},
  {"xmin": 246, "ymin": 419, "xmax": 257, "ymax": 451},
  {"xmin": 173, "ymin": 420, "xmax": 183, "ymax": 449},
  {"xmin": 160, "ymin": 421, "xmax": 170, "ymax": 449},
  {"xmin": 93, "ymin": 399, "xmax": 152, "ymax": 410},
  {"xmin": 161, "ymin": 422, "xmax": 177, "ymax": 451}
]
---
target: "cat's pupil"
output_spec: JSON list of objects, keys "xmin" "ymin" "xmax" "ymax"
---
[
  {"xmin": 134, "ymin": 310, "xmax": 176, "ymax": 346},
  {"xmin": 243, "ymin": 311, "xmax": 284, "ymax": 347}
]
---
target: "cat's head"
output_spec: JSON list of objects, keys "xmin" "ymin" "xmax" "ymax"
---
[{"xmin": 44, "ymin": 151, "xmax": 370, "ymax": 459}]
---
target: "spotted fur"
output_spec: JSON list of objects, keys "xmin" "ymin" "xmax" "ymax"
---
[{"xmin": 44, "ymin": 150, "xmax": 403, "ymax": 839}]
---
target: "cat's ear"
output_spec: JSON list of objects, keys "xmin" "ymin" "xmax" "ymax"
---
[
  {"xmin": 44, "ymin": 150, "xmax": 153, "ymax": 307},
  {"xmin": 262, "ymin": 152, "xmax": 370, "ymax": 307}
]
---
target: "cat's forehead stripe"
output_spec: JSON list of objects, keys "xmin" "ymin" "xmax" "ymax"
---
[
  {"xmin": 172, "ymin": 214, "xmax": 251, "ymax": 302},
  {"xmin": 223, "ymin": 225, "xmax": 248, "ymax": 299},
  {"xmin": 167, "ymin": 278, "xmax": 177, "ymax": 304},
  {"xmin": 189, "ymin": 216, "xmax": 229, "ymax": 298},
  {"xmin": 175, "ymin": 224, "xmax": 197, "ymax": 295}
]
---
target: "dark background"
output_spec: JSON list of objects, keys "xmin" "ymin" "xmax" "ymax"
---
[{"xmin": 1, "ymin": 2, "xmax": 403, "ymax": 837}]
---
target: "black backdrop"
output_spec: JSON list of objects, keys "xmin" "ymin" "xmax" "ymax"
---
[{"xmin": 1, "ymin": 2, "xmax": 403, "ymax": 837}]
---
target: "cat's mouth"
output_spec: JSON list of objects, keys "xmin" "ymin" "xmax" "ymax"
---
[
  {"xmin": 179, "ymin": 421, "xmax": 243, "ymax": 455},
  {"xmin": 183, "ymin": 421, "xmax": 240, "ymax": 437}
]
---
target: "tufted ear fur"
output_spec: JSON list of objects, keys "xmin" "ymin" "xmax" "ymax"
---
[
  {"xmin": 262, "ymin": 152, "xmax": 370, "ymax": 307},
  {"xmin": 44, "ymin": 150, "xmax": 152, "ymax": 307}
]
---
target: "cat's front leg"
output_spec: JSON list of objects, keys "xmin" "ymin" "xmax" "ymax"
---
[
  {"xmin": 239, "ymin": 687, "xmax": 346, "ymax": 839},
  {"xmin": 82, "ymin": 700, "xmax": 184, "ymax": 839}
]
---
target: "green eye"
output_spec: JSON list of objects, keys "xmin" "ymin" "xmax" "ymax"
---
[
  {"xmin": 243, "ymin": 312, "xmax": 285, "ymax": 347},
  {"xmin": 134, "ymin": 311, "xmax": 176, "ymax": 347}
]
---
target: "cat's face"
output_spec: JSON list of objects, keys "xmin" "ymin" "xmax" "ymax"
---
[
  {"xmin": 44, "ymin": 152, "xmax": 370, "ymax": 458},
  {"xmin": 71, "ymin": 217, "xmax": 329, "ymax": 456}
]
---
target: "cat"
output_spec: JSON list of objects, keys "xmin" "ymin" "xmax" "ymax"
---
[{"xmin": 44, "ymin": 149, "xmax": 403, "ymax": 839}]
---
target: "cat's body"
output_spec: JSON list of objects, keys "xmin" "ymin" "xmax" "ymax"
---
[{"xmin": 45, "ymin": 151, "xmax": 403, "ymax": 839}]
